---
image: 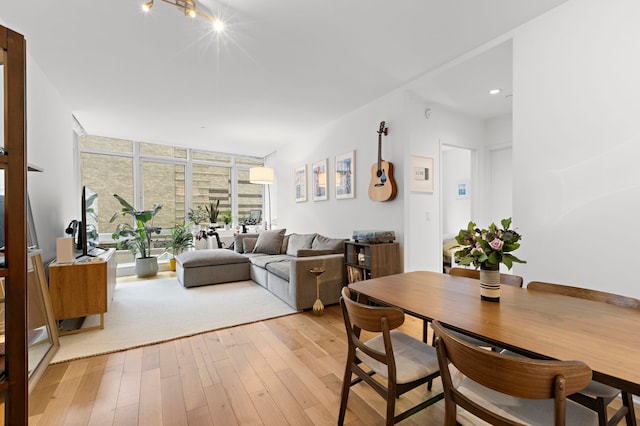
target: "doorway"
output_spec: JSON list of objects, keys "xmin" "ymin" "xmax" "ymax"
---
[
  {"xmin": 441, "ymin": 144, "xmax": 474, "ymax": 236},
  {"xmin": 440, "ymin": 143, "xmax": 474, "ymax": 270}
]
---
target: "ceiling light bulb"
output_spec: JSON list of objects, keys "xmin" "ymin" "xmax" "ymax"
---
[
  {"xmin": 213, "ymin": 19, "xmax": 224, "ymax": 32},
  {"xmin": 489, "ymin": 88, "xmax": 501, "ymax": 95},
  {"xmin": 186, "ymin": 8, "xmax": 196, "ymax": 18},
  {"xmin": 142, "ymin": 0, "xmax": 153, "ymax": 12}
]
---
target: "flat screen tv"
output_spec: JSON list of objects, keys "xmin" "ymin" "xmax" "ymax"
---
[{"xmin": 77, "ymin": 186, "xmax": 99, "ymax": 257}]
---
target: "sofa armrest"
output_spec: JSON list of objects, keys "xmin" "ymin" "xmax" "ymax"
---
[{"xmin": 289, "ymin": 254, "xmax": 346, "ymax": 308}]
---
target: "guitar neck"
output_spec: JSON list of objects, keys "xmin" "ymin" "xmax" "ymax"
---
[{"xmin": 377, "ymin": 136, "xmax": 382, "ymax": 171}]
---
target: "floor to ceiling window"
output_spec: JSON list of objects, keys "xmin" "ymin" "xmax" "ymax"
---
[{"xmin": 78, "ymin": 134, "xmax": 264, "ymax": 238}]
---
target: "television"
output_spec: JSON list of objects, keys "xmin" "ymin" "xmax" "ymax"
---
[{"xmin": 77, "ymin": 186, "xmax": 100, "ymax": 258}]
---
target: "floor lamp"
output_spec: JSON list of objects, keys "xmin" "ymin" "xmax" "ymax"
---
[{"xmin": 249, "ymin": 167, "xmax": 274, "ymax": 230}]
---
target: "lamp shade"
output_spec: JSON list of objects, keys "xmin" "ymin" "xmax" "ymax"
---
[{"xmin": 249, "ymin": 167, "xmax": 274, "ymax": 184}]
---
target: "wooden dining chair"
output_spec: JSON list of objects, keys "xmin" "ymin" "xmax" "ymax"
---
[
  {"xmin": 527, "ymin": 281, "xmax": 638, "ymax": 426},
  {"xmin": 432, "ymin": 320, "xmax": 598, "ymax": 425},
  {"xmin": 338, "ymin": 287, "xmax": 443, "ymax": 426},
  {"xmin": 449, "ymin": 267, "xmax": 524, "ymax": 287}
]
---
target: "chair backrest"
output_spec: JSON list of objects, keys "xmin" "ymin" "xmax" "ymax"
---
[
  {"xmin": 449, "ymin": 267, "xmax": 524, "ymax": 287},
  {"xmin": 341, "ymin": 287, "xmax": 405, "ymax": 332},
  {"xmin": 340, "ymin": 287, "xmax": 405, "ymax": 365},
  {"xmin": 432, "ymin": 320, "xmax": 592, "ymax": 425},
  {"xmin": 527, "ymin": 281, "xmax": 640, "ymax": 310}
]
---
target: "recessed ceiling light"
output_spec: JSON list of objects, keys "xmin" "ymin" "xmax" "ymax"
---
[{"xmin": 489, "ymin": 88, "xmax": 501, "ymax": 95}]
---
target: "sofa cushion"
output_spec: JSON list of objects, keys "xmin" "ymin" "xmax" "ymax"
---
[
  {"xmin": 243, "ymin": 237, "xmax": 258, "ymax": 253},
  {"xmin": 281, "ymin": 234, "xmax": 290, "ymax": 254},
  {"xmin": 176, "ymin": 249, "xmax": 250, "ymax": 268},
  {"xmin": 286, "ymin": 233, "xmax": 317, "ymax": 256},
  {"xmin": 254, "ymin": 229, "xmax": 287, "ymax": 255},
  {"xmin": 266, "ymin": 261, "xmax": 290, "ymax": 282},
  {"xmin": 248, "ymin": 253, "xmax": 291, "ymax": 269},
  {"xmin": 312, "ymin": 234, "xmax": 347, "ymax": 253},
  {"xmin": 233, "ymin": 233, "xmax": 260, "ymax": 253}
]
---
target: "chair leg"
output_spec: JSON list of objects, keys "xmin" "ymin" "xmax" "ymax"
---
[
  {"xmin": 622, "ymin": 392, "xmax": 637, "ymax": 426},
  {"xmin": 338, "ymin": 362, "xmax": 353, "ymax": 425},
  {"xmin": 423, "ymin": 319, "xmax": 431, "ymax": 344},
  {"xmin": 595, "ymin": 397, "xmax": 608, "ymax": 426},
  {"xmin": 386, "ymin": 390, "xmax": 396, "ymax": 426}
]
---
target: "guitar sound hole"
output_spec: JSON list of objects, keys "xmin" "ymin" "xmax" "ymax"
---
[{"xmin": 376, "ymin": 170, "xmax": 382, "ymax": 178}]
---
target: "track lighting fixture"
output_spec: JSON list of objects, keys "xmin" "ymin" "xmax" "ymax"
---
[{"xmin": 141, "ymin": 0, "xmax": 224, "ymax": 32}]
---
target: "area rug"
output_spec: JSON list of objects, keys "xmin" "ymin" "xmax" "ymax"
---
[{"xmin": 51, "ymin": 278, "xmax": 298, "ymax": 363}]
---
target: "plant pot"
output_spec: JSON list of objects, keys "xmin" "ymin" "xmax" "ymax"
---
[
  {"xmin": 169, "ymin": 258, "xmax": 177, "ymax": 272},
  {"xmin": 479, "ymin": 265, "xmax": 500, "ymax": 302},
  {"xmin": 136, "ymin": 257, "xmax": 158, "ymax": 278}
]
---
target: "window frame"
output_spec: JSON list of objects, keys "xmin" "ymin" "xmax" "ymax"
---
[{"xmin": 76, "ymin": 135, "xmax": 264, "ymax": 241}]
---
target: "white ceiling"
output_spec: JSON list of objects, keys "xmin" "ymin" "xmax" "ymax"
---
[{"xmin": 0, "ymin": 0, "xmax": 566, "ymax": 157}]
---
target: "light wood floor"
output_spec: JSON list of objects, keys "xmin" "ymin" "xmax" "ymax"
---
[{"xmin": 28, "ymin": 300, "xmax": 639, "ymax": 425}]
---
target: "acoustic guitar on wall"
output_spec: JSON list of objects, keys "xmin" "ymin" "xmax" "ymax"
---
[{"xmin": 368, "ymin": 121, "xmax": 397, "ymax": 202}]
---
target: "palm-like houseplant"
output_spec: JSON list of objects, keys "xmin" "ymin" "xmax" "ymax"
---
[
  {"xmin": 110, "ymin": 194, "xmax": 162, "ymax": 278},
  {"xmin": 167, "ymin": 222, "xmax": 194, "ymax": 271}
]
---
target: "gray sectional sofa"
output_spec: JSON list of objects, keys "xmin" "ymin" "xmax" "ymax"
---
[{"xmin": 232, "ymin": 230, "xmax": 347, "ymax": 311}]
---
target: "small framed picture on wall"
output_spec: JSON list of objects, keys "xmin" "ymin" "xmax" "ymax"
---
[
  {"xmin": 335, "ymin": 150, "xmax": 355, "ymax": 199},
  {"xmin": 294, "ymin": 165, "xmax": 307, "ymax": 202},
  {"xmin": 456, "ymin": 180, "xmax": 470, "ymax": 199},
  {"xmin": 312, "ymin": 158, "xmax": 328, "ymax": 201},
  {"xmin": 409, "ymin": 155, "xmax": 434, "ymax": 193}
]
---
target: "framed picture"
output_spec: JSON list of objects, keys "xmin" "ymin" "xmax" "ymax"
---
[
  {"xmin": 456, "ymin": 180, "xmax": 470, "ymax": 199},
  {"xmin": 410, "ymin": 155, "xmax": 434, "ymax": 193},
  {"xmin": 335, "ymin": 150, "xmax": 355, "ymax": 199},
  {"xmin": 294, "ymin": 165, "xmax": 307, "ymax": 202},
  {"xmin": 312, "ymin": 158, "xmax": 328, "ymax": 201}
]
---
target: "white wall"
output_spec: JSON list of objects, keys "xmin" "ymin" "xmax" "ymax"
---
[
  {"xmin": 404, "ymin": 94, "xmax": 487, "ymax": 272},
  {"xmin": 275, "ymin": 90, "xmax": 406, "ymax": 258},
  {"xmin": 274, "ymin": 86, "xmax": 492, "ymax": 273},
  {"xmin": 24, "ymin": 54, "xmax": 76, "ymax": 263},
  {"xmin": 486, "ymin": 114, "xmax": 512, "ymax": 148},
  {"xmin": 486, "ymin": 114, "xmax": 513, "ymax": 221},
  {"xmin": 513, "ymin": 0, "xmax": 640, "ymax": 297},
  {"xmin": 488, "ymin": 147, "xmax": 513, "ymax": 222}
]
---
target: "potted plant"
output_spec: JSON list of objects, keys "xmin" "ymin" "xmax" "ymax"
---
[
  {"xmin": 454, "ymin": 218, "xmax": 525, "ymax": 302},
  {"xmin": 205, "ymin": 199, "xmax": 220, "ymax": 227},
  {"xmin": 110, "ymin": 194, "xmax": 163, "ymax": 278},
  {"xmin": 167, "ymin": 222, "xmax": 194, "ymax": 271},
  {"xmin": 187, "ymin": 206, "xmax": 208, "ymax": 226},
  {"xmin": 219, "ymin": 209, "xmax": 233, "ymax": 230}
]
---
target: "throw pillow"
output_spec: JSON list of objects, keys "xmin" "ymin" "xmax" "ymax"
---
[
  {"xmin": 286, "ymin": 233, "xmax": 317, "ymax": 256},
  {"xmin": 280, "ymin": 234, "xmax": 290, "ymax": 254},
  {"xmin": 253, "ymin": 229, "xmax": 287, "ymax": 255},
  {"xmin": 233, "ymin": 233, "xmax": 260, "ymax": 253},
  {"xmin": 243, "ymin": 238, "xmax": 258, "ymax": 253},
  {"xmin": 312, "ymin": 234, "xmax": 346, "ymax": 253}
]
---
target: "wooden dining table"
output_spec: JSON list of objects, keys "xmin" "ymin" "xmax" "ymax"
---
[{"xmin": 348, "ymin": 270, "xmax": 640, "ymax": 395}]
